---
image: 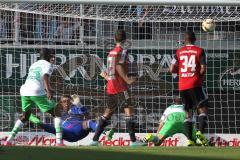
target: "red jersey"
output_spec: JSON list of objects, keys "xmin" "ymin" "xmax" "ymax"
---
[
  {"xmin": 175, "ymin": 45, "xmax": 206, "ymax": 90},
  {"xmin": 106, "ymin": 45, "xmax": 128, "ymax": 94}
]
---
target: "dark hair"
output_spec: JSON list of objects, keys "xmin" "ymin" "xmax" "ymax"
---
[
  {"xmin": 39, "ymin": 48, "xmax": 55, "ymax": 62},
  {"xmin": 185, "ymin": 31, "xmax": 196, "ymax": 43},
  {"xmin": 172, "ymin": 90, "xmax": 181, "ymax": 104},
  {"xmin": 115, "ymin": 29, "xmax": 126, "ymax": 43},
  {"xmin": 61, "ymin": 95, "xmax": 72, "ymax": 100}
]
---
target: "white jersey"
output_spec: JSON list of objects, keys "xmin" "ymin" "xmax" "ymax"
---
[
  {"xmin": 20, "ymin": 60, "xmax": 54, "ymax": 96},
  {"xmin": 160, "ymin": 104, "xmax": 185, "ymax": 123}
]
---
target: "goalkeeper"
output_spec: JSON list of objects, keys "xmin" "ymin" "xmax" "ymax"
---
[
  {"xmin": 30, "ymin": 95, "xmax": 98, "ymax": 142},
  {"xmin": 143, "ymin": 95, "xmax": 199, "ymax": 146}
]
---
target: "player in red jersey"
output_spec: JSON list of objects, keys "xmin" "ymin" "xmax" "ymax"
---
[
  {"xmin": 90, "ymin": 30, "xmax": 146, "ymax": 146},
  {"xmin": 170, "ymin": 32, "xmax": 209, "ymax": 146}
]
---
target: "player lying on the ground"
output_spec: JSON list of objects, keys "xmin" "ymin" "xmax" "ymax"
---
[
  {"xmin": 29, "ymin": 95, "xmax": 98, "ymax": 142},
  {"xmin": 4, "ymin": 48, "xmax": 63, "ymax": 146},
  {"xmin": 142, "ymin": 95, "xmax": 205, "ymax": 146}
]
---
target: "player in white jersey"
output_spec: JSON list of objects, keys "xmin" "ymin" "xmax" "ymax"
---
[
  {"xmin": 4, "ymin": 48, "xmax": 64, "ymax": 146},
  {"xmin": 143, "ymin": 95, "xmax": 198, "ymax": 146}
]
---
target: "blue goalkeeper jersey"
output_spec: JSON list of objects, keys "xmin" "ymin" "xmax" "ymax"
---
[
  {"xmin": 41, "ymin": 104, "xmax": 97, "ymax": 142},
  {"xmin": 61, "ymin": 104, "xmax": 87, "ymax": 128}
]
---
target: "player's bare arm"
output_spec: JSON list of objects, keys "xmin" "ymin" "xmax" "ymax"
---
[
  {"xmin": 156, "ymin": 121, "xmax": 164, "ymax": 134},
  {"xmin": 170, "ymin": 63, "xmax": 178, "ymax": 74},
  {"xmin": 100, "ymin": 71, "xmax": 109, "ymax": 80},
  {"xmin": 169, "ymin": 55, "xmax": 178, "ymax": 73},
  {"xmin": 200, "ymin": 50, "xmax": 207, "ymax": 78},
  {"xmin": 116, "ymin": 64, "xmax": 136, "ymax": 85},
  {"xmin": 43, "ymin": 74, "xmax": 52, "ymax": 100}
]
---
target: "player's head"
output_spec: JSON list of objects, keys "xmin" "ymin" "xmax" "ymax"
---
[
  {"xmin": 115, "ymin": 29, "xmax": 126, "ymax": 43},
  {"xmin": 71, "ymin": 94, "xmax": 81, "ymax": 106},
  {"xmin": 184, "ymin": 31, "xmax": 196, "ymax": 45},
  {"xmin": 40, "ymin": 48, "xmax": 56, "ymax": 64},
  {"xmin": 60, "ymin": 95, "xmax": 72, "ymax": 112},
  {"xmin": 172, "ymin": 91, "xmax": 182, "ymax": 104}
]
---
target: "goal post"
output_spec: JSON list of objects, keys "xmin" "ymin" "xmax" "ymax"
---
[{"xmin": 0, "ymin": 0, "xmax": 240, "ymax": 146}]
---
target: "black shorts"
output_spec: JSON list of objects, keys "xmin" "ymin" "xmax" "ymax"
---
[
  {"xmin": 180, "ymin": 87, "xmax": 208, "ymax": 111},
  {"xmin": 106, "ymin": 90, "xmax": 133, "ymax": 113}
]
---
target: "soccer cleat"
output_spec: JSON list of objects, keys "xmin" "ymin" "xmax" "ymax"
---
[
  {"xmin": 187, "ymin": 140, "xmax": 196, "ymax": 146},
  {"xmin": 144, "ymin": 133, "xmax": 154, "ymax": 142},
  {"xmin": 130, "ymin": 140, "xmax": 148, "ymax": 147},
  {"xmin": 105, "ymin": 129, "xmax": 114, "ymax": 141},
  {"xmin": 196, "ymin": 131, "xmax": 208, "ymax": 146},
  {"xmin": 3, "ymin": 141, "xmax": 13, "ymax": 146},
  {"xmin": 89, "ymin": 141, "xmax": 99, "ymax": 146}
]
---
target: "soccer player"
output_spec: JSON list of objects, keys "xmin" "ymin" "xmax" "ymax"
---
[
  {"xmin": 170, "ymin": 31, "xmax": 209, "ymax": 146},
  {"xmin": 4, "ymin": 48, "xmax": 64, "ymax": 146},
  {"xmin": 143, "ymin": 95, "xmax": 197, "ymax": 146},
  {"xmin": 29, "ymin": 95, "xmax": 98, "ymax": 142},
  {"xmin": 90, "ymin": 30, "xmax": 146, "ymax": 146}
]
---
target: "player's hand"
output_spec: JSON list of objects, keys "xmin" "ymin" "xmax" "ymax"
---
[
  {"xmin": 100, "ymin": 71, "xmax": 108, "ymax": 79},
  {"xmin": 47, "ymin": 91, "xmax": 53, "ymax": 100},
  {"xmin": 127, "ymin": 77, "xmax": 137, "ymax": 85}
]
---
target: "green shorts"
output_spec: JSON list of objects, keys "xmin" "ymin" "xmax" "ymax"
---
[
  {"xmin": 159, "ymin": 112, "xmax": 186, "ymax": 137},
  {"xmin": 21, "ymin": 96, "xmax": 56, "ymax": 113}
]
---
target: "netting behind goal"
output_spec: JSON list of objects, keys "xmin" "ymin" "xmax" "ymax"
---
[{"xmin": 0, "ymin": 3, "xmax": 240, "ymax": 139}]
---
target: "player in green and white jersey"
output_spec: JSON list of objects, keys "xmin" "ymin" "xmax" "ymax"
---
[
  {"xmin": 143, "ymin": 95, "xmax": 198, "ymax": 146},
  {"xmin": 4, "ymin": 48, "xmax": 64, "ymax": 146}
]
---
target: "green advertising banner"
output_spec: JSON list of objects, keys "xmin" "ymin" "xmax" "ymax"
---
[
  {"xmin": 0, "ymin": 48, "xmax": 240, "ymax": 133},
  {"xmin": 0, "ymin": 48, "xmax": 239, "ymax": 95}
]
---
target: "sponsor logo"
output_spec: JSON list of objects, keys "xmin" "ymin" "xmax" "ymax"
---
[
  {"xmin": 220, "ymin": 68, "xmax": 240, "ymax": 90},
  {"xmin": 0, "ymin": 135, "xmax": 57, "ymax": 146},
  {"xmin": 209, "ymin": 136, "xmax": 240, "ymax": 147},
  {"xmin": 99, "ymin": 136, "xmax": 131, "ymax": 146},
  {"xmin": 99, "ymin": 136, "xmax": 179, "ymax": 147}
]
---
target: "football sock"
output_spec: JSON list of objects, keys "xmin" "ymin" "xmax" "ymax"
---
[
  {"xmin": 199, "ymin": 113, "xmax": 208, "ymax": 133},
  {"xmin": 184, "ymin": 120, "xmax": 193, "ymax": 141},
  {"xmin": 126, "ymin": 116, "xmax": 136, "ymax": 142},
  {"xmin": 6, "ymin": 119, "xmax": 24, "ymax": 143},
  {"xmin": 54, "ymin": 117, "xmax": 62, "ymax": 144},
  {"xmin": 93, "ymin": 116, "xmax": 108, "ymax": 141}
]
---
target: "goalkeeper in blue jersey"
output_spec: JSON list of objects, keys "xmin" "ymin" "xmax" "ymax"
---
[{"xmin": 29, "ymin": 95, "xmax": 98, "ymax": 142}]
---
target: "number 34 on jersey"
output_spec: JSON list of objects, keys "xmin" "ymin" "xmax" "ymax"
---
[{"xmin": 180, "ymin": 55, "xmax": 196, "ymax": 78}]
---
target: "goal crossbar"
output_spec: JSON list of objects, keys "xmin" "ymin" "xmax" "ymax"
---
[{"xmin": 0, "ymin": 0, "xmax": 240, "ymax": 6}]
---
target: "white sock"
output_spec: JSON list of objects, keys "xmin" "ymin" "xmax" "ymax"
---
[
  {"xmin": 54, "ymin": 117, "xmax": 62, "ymax": 144},
  {"xmin": 6, "ymin": 120, "xmax": 24, "ymax": 142}
]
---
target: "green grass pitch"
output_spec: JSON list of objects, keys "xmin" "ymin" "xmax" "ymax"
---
[{"xmin": 1, "ymin": 146, "xmax": 240, "ymax": 160}]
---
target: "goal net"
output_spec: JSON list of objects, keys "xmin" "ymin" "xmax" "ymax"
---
[{"xmin": 0, "ymin": 1, "xmax": 240, "ymax": 146}]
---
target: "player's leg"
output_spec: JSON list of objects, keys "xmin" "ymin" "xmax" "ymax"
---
[
  {"xmin": 143, "ymin": 120, "xmax": 180, "ymax": 146},
  {"xmin": 194, "ymin": 87, "xmax": 209, "ymax": 146},
  {"xmin": 122, "ymin": 91, "xmax": 147, "ymax": 146},
  {"xmin": 180, "ymin": 90, "xmax": 195, "ymax": 144},
  {"xmin": 47, "ymin": 104, "xmax": 63, "ymax": 145},
  {"xmin": 91, "ymin": 95, "xmax": 117, "ymax": 145},
  {"xmin": 196, "ymin": 87, "xmax": 208, "ymax": 134},
  {"xmin": 29, "ymin": 113, "xmax": 83, "ymax": 142},
  {"xmin": 85, "ymin": 120, "xmax": 98, "ymax": 132},
  {"xmin": 29, "ymin": 113, "xmax": 56, "ymax": 134},
  {"xmin": 143, "ymin": 133, "xmax": 166, "ymax": 146},
  {"xmin": 4, "ymin": 96, "xmax": 32, "ymax": 145},
  {"xmin": 198, "ymin": 105, "xmax": 208, "ymax": 133},
  {"xmin": 31, "ymin": 96, "xmax": 63, "ymax": 145}
]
